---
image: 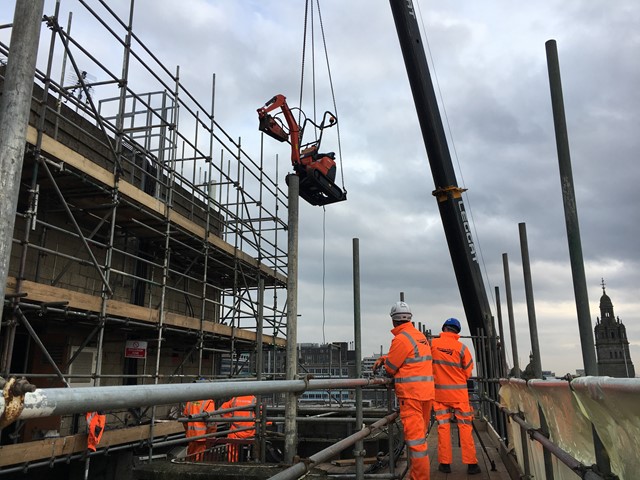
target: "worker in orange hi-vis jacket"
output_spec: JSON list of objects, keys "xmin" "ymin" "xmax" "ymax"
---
[
  {"xmin": 86, "ymin": 411, "xmax": 106, "ymax": 452},
  {"xmin": 431, "ymin": 318, "xmax": 481, "ymax": 475},
  {"xmin": 220, "ymin": 394, "xmax": 256, "ymax": 462},
  {"xmin": 183, "ymin": 398, "xmax": 216, "ymax": 461},
  {"xmin": 373, "ymin": 301, "xmax": 434, "ymax": 480}
]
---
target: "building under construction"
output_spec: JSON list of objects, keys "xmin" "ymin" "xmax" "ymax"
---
[
  {"xmin": 0, "ymin": 1, "xmax": 293, "ymax": 474},
  {"xmin": 4, "ymin": 3, "xmax": 640, "ymax": 480}
]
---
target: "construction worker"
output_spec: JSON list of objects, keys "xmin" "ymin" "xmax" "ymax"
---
[
  {"xmin": 86, "ymin": 411, "xmax": 106, "ymax": 452},
  {"xmin": 220, "ymin": 394, "xmax": 257, "ymax": 462},
  {"xmin": 431, "ymin": 318, "xmax": 481, "ymax": 475},
  {"xmin": 373, "ymin": 301, "xmax": 434, "ymax": 480},
  {"xmin": 183, "ymin": 398, "xmax": 216, "ymax": 461}
]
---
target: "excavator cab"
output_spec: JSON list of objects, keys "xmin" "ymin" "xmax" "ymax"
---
[{"xmin": 257, "ymin": 95, "xmax": 347, "ymax": 206}]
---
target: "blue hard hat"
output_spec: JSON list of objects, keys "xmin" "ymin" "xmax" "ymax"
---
[{"xmin": 442, "ymin": 317, "xmax": 461, "ymax": 333}]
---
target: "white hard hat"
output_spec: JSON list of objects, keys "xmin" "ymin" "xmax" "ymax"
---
[{"xmin": 390, "ymin": 301, "xmax": 412, "ymax": 322}]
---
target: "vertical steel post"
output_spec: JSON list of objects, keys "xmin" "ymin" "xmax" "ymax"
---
[
  {"xmin": 352, "ymin": 238, "xmax": 364, "ymax": 479},
  {"xmin": 546, "ymin": 38, "xmax": 612, "ymax": 476},
  {"xmin": 502, "ymin": 254, "xmax": 520, "ymax": 377},
  {"xmin": 518, "ymin": 223, "xmax": 542, "ymax": 379},
  {"xmin": 284, "ymin": 174, "xmax": 299, "ymax": 464},
  {"xmin": 0, "ymin": 0, "xmax": 46, "ymax": 336},
  {"xmin": 494, "ymin": 286, "xmax": 508, "ymax": 377},
  {"xmin": 545, "ymin": 40, "xmax": 598, "ymax": 375},
  {"xmin": 494, "ymin": 287, "xmax": 508, "ymax": 439}
]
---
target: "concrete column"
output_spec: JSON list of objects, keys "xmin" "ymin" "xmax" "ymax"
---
[{"xmin": 284, "ymin": 174, "xmax": 299, "ymax": 463}]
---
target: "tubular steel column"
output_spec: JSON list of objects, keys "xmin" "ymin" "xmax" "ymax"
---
[
  {"xmin": 494, "ymin": 286, "xmax": 508, "ymax": 377},
  {"xmin": 546, "ymin": 38, "xmax": 612, "ymax": 476},
  {"xmin": 502, "ymin": 253, "xmax": 520, "ymax": 377},
  {"xmin": 0, "ymin": 0, "xmax": 46, "ymax": 338},
  {"xmin": 545, "ymin": 40, "xmax": 598, "ymax": 376},
  {"xmin": 518, "ymin": 223, "xmax": 542, "ymax": 379},
  {"xmin": 352, "ymin": 238, "xmax": 364, "ymax": 479},
  {"xmin": 284, "ymin": 174, "xmax": 300, "ymax": 464}
]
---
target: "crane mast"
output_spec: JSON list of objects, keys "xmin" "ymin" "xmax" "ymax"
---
[{"xmin": 388, "ymin": 1, "xmax": 495, "ymax": 357}]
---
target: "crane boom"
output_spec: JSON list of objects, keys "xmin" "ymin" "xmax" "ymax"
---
[{"xmin": 388, "ymin": 1, "xmax": 495, "ymax": 345}]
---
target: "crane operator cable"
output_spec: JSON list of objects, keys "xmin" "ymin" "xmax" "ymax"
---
[
  {"xmin": 415, "ymin": 1, "xmax": 495, "ymax": 305},
  {"xmin": 299, "ymin": 0, "xmax": 346, "ymax": 192},
  {"xmin": 299, "ymin": 0, "xmax": 343, "ymax": 344}
]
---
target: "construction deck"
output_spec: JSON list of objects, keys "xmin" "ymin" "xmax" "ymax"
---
[{"xmin": 311, "ymin": 420, "xmax": 513, "ymax": 480}]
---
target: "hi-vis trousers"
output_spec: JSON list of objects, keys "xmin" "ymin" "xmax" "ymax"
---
[
  {"xmin": 399, "ymin": 398, "xmax": 433, "ymax": 480},
  {"xmin": 433, "ymin": 400, "xmax": 478, "ymax": 465}
]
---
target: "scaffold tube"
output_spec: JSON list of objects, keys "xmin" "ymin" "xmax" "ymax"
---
[
  {"xmin": 0, "ymin": 377, "xmax": 391, "ymax": 421},
  {"xmin": 269, "ymin": 411, "xmax": 399, "ymax": 480}
]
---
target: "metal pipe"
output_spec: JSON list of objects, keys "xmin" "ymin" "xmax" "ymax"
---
[
  {"xmin": 14, "ymin": 307, "xmax": 70, "ymax": 387},
  {"xmin": 494, "ymin": 286, "xmax": 508, "ymax": 377},
  {"xmin": 0, "ymin": 0, "xmax": 46, "ymax": 337},
  {"xmin": 518, "ymin": 223, "xmax": 542, "ymax": 379},
  {"xmin": 284, "ymin": 173, "xmax": 300, "ymax": 463},
  {"xmin": 502, "ymin": 253, "xmax": 520, "ymax": 376},
  {"xmin": 546, "ymin": 39, "xmax": 611, "ymax": 476},
  {"xmin": 353, "ymin": 238, "xmax": 364, "ymax": 480},
  {"xmin": 545, "ymin": 40, "xmax": 598, "ymax": 376},
  {"xmin": 507, "ymin": 407, "xmax": 603, "ymax": 480},
  {"xmin": 3, "ymin": 377, "xmax": 391, "ymax": 421},
  {"xmin": 269, "ymin": 411, "xmax": 399, "ymax": 480}
]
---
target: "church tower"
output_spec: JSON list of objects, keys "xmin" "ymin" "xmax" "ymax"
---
[{"xmin": 594, "ymin": 279, "xmax": 635, "ymax": 377}]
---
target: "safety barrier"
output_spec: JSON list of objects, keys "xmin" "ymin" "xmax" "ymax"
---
[{"xmin": 498, "ymin": 376, "xmax": 640, "ymax": 480}]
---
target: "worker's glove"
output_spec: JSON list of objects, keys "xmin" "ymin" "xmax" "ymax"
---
[{"xmin": 373, "ymin": 357, "xmax": 385, "ymax": 374}]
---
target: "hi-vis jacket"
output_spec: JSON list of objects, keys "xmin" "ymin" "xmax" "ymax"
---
[
  {"xmin": 431, "ymin": 331, "xmax": 474, "ymax": 403},
  {"xmin": 86, "ymin": 411, "xmax": 106, "ymax": 452},
  {"xmin": 382, "ymin": 321, "xmax": 434, "ymax": 400},
  {"xmin": 183, "ymin": 399, "xmax": 216, "ymax": 439},
  {"xmin": 221, "ymin": 395, "xmax": 256, "ymax": 438}
]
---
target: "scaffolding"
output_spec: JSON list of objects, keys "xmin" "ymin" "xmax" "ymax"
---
[{"xmin": 0, "ymin": 0, "xmax": 289, "ymax": 455}]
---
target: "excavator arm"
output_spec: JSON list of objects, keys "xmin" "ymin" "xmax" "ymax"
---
[
  {"xmin": 257, "ymin": 94, "xmax": 347, "ymax": 206},
  {"xmin": 257, "ymin": 94, "xmax": 300, "ymax": 148}
]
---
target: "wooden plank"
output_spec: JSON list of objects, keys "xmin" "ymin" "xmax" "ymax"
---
[
  {"xmin": 6, "ymin": 277, "xmax": 103, "ymax": 312},
  {"xmin": 0, "ymin": 421, "xmax": 183, "ymax": 467},
  {"xmin": 164, "ymin": 312, "xmax": 285, "ymax": 347},
  {"xmin": 331, "ymin": 457, "xmax": 378, "ymax": 466},
  {"xmin": 6, "ymin": 278, "xmax": 158, "ymax": 323},
  {"xmin": 6, "ymin": 277, "xmax": 285, "ymax": 347}
]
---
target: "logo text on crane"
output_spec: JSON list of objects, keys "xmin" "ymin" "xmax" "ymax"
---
[
  {"xmin": 405, "ymin": 0, "xmax": 416, "ymax": 18},
  {"xmin": 458, "ymin": 200, "xmax": 477, "ymax": 263}
]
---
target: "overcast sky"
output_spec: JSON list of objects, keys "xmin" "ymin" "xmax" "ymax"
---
[{"xmin": 3, "ymin": 1, "xmax": 639, "ymax": 377}]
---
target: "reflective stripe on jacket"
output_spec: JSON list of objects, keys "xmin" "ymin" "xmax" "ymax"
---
[
  {"xmin": 183, "ymin": 399, "xmax": 215, "ymax": 439},
  {"xmin": 383, "ymin": 321, "xmax": 434, "ymax": 401},
  {"xmin": 431, "ymin": 331, "xmax": 473, "ymax": 403}
]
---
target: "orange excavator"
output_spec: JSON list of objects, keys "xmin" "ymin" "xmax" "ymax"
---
[{"xmin": 257, "ymin": 94, "xmax": 347, "ymax": 206}]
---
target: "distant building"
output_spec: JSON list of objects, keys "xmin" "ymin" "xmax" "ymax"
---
[
  {"xmin": 298, "ymin": 343, "xmax": 354, "ymax": 405},
  {"xmin": 361, "ymin": 352, "xmax": 384, "ymax": 377},
  {"xmin": 594, "ymin": 281, "xmax": 635, "ymax": 378}
]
